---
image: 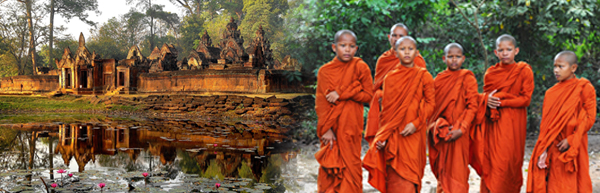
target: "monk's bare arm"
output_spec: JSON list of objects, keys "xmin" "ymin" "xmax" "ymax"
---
[
  {"xmin": 412, "ymin": 72, "xmax": 435, "ymax": 130},
  {"xmin": 338, "ymin": 62, "xmax": 374, "ymax": 103},
  {"xmin": 499, "ymin": 66, "xmax": 534, "ymax": 108},
  {"xmin": 456, "ymin": 74, "xmax": 479, "ymax": 132}
]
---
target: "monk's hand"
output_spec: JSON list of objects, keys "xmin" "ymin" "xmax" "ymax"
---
[
  {"xmin": 400, "ymin": 122, "xmax": 416, "ymax": 136},
  {"xmin": 447, "ymin": 128, "xmax": 463, "ymax": 141},
  {"xmin": 487, "ymin": 90, "xmax": 501, "ymax": 109},
  {"xmin": 537, "ymin": 150, "xmax": 548, "ymax": 169},
  {"xmin": 321, "ymin": 129, "xmax": 337, "ymax": 149},
  {"xmin": 376, "ymin": 140, "xmax": 387, "ymax": 150},
  {"xmin": 326, "ymin": 91, "xmax": 340, "ymax": 104},
  {"xmin": 557, "ymin": 138, "xmax": 570, "ymax": 152}
]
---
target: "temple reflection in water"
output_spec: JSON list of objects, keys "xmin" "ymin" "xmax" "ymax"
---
[{"xmin": 9, "ymin": 120, "xmax": 296, "ymax": 181}]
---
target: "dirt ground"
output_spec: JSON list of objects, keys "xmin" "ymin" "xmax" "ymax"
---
[{"xmin": 283, "ymin": 134, "xmax": 600, "ymax": 193}]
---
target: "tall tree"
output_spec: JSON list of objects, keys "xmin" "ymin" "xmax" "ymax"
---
[
  {"xmin": 0, "ymin": 3, "xmax": 29, "ymax": 75},
  {"xmin": 47, "ymin": 0, "xmax": 99, "ymax": 69},
  {"xmin": 126, "ymin": 0, "xmax": 179, "ymax": 50},
  {"xmin": 168, "ymin": 0, "xmax": 202, "ymax": 16},
  {"xmin": 17, "ymin": 0, "xmax": 37, "ymax": 74}
]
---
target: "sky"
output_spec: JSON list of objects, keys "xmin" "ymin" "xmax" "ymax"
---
[{"xmin": 53, "ymin": 0, "xmax": 183, "ymax": 40}]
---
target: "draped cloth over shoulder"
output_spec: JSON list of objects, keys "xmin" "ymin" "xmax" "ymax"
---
[
  {"xmin": 363, "ymin": 64, "xmax": 434, "ymax": 193},
  {"xmin": 365, "ymin": 49, "xmax": 426, "ymax": 143},
  {"xmin": 428, "ymin": 69, "xmax": 478, "ymax": 193},
  {"xmin": 526, "ymin": 78, "xmax": 596, "ymax": 193},
  {"xmin": 469, "ymin": 62, "xmax": 534, "ymax": 193},
  {"xmin": 315, "ymin": 57, "xmax": 373, "ymax": 193}
]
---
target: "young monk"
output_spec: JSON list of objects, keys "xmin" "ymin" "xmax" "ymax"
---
[
  {"xmin": 428, "ymin": 43, "xmax": 478, "ymax": 193},
  {"xmin": 526, "ymin": 51, "xmax": 596, "ymax": 193},
  {"xmin": 314, "ymin": 29, "xmax": 373, "ymax": 193},
  {"xmin": 365, "ymin": 23, "xmax": 426, "ymax": 144},
  {"xmin": 469, "ymin": 34, "xmax": 534, "ymax": 193},
  {"xmin": 363, "ymin": 36, "xmax": 434, "ymax": 193}
]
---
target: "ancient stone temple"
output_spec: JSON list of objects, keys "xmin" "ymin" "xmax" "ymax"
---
[
  {"xmin": 216, "ymin": 17, "xmax": 248, "ymax": 69},
  {"xmin": 55, "ymin": 33, "xmax": 117, "ymax": 95},
  {"xmin": 115, "ymin": 46, "xmax": 151, "ymax": 94},
  {"xmin": 246, "ymin": 25, "xmax": 274, "ymax": 69},
  {"xmin": 148, "ymin": 44, "xmax": 179, "ymax": 73},
  {"xmin": 186, "ymin": 30, "xmax": 221, "ymax": 70},
  {"xmin": 1, "ymin": 18, "xmax": 310, "ymax": 95}
]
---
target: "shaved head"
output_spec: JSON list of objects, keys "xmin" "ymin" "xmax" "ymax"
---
[
  {"xmin": 555, "ymin": 51, "xmax": 578, "ymax": 65},
  {"xmin": 444, "ymin": 43, "xmax": 464, "ymax": 56},
  {"xmin": 395, "ymin": 36, "xmax": 417, "ymax": 49},
  {"xmin": 496, "ymin": 34, "xmax": 517, "ymax": 47},
  {"xmin": 334, "ymin": 29, "xmax": 357, "ymax": 44},
  {"xmin": 390, "ymin": 23, "xmax": 409, "ymax": 35}
]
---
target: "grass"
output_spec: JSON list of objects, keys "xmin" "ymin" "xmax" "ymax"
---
[
  {"xmin": 0, "ymin": 112, "xmax": 106, "ymax": 124},
  {"xmin": 0, "ymin": 95, "xmax": 104, "ymax": 111}
]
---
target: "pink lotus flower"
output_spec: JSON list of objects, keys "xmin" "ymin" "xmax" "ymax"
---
[
  {"xmin": 213, "ymin": 144, "xmax": 218, "ymax": 147},
  {"xmin": 215, "ymin": 183, "xmax": 221, "ymax": 188},
  {"xmin": 51, "ymin": 183, "xmax": 57, "ymax": 188},
  {"xmin": 68, "ymin": 173, "xmax": 73, "ymax": 177},
  {"xmin": 142, "ymin": 172, "xmax": 148, "ymax": 177},
  {"xmin": 98, "ymin": 183, "xmax": 106, "ymax": 188},
  {"xmin": 57, "ymin": 169, "xmax": 66, "ymax": 174}
]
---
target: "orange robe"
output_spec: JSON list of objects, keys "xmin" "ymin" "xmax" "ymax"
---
[
  {"xmin": 365, "ymin": 49, "xmax": 426, "ymax": 143},
  {"xmin": 526, "ymin": 77, "xmax": 596, "ymax": 193},
  {"xmin": 315, "ymin": 57, "xmax": 373, "ymax": 193},
  {"xmin": 428, "ymin": 69, "xmax": 478, "ymax": 193},
  {"xmin": 469, "ymin": 62, "xmax": 534, "ymax": 193},
  {"xmin": 363, "ymin": 64, "xmax": 434, "ymax": 193}
]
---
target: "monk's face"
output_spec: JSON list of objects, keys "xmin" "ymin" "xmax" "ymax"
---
[
  {"xmin": 388, "ymin": 27, "xmax": 408, "ymax": 49},
  {"xmin": 395, "ymin": 40, "xmax": 417, "ymax": 67},
  {"xmin": 443, "ymin": 47, "xmax": 465, "ymax": 71},
  {"xmin": 553, "ymin": 56, "xmax": 577, "ymax": 82},
  {"xmin": 494, "ymin": 41, "xmax": 519, "ymax": 65},
  {"xmin": 332, "ymin": 33, "xmax": 358, "ymax": 62}
]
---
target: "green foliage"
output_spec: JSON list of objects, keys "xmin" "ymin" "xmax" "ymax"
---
[
  {"xmin": 237, "ymin": 160, "xmax": 254, "ymax": 179},
  {"xmin": 201, "ymin": 159, "xmax": 224, "ymax": 180},
  {"xmin": 180, "ymin": 14, "xmax": 205, "ymax": 58},
  {"xmin": 294, "ymin": 0, "xmax": 600, "ymax": 131},
  {"xmin": 285, "ymin": 0, "xmax": 434, "ymax": 80},
  {"xmin": 0, "ymin": 96, "xmax": 104, "ymax": 111}
]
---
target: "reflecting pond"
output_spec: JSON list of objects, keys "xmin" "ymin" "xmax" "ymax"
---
[{"xmin": 0, "ymin": 118, "xmax": 306, "ymax": 192}]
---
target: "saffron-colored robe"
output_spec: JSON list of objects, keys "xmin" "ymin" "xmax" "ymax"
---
[
  {"xmin": 526, "ymin": 77, "xmax": 596, "ymax": 193},
  {"xmin": 469, "ymin": 62, "xmax": 534, "ymax": 193},
  {"xmin": 428, "ymin": 69, "xmax": 478, "ymax": 193},
  {"xmin": 366, "ymin": 49, "xmax": 426, "ymax": 143},
  {"xmin": 363, "ymin": 64, "xmax": 434, "ymax": 193},
  {"xmin": 315, "ymin": 57, "xmax": 373, "ymax": 193}
]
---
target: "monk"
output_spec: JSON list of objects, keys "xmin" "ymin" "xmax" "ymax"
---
[
  {"xmin": 469, "ymin": 34, "xmax": 534, "ymax": 193},
  {"xmin": 314, "ymin": 29, "xmax": 373, "ymax": 193},
  {"xmin": 365, "ymin": 23, "xmax": 426, "ymax": 143},
  {"xmin": 363, "ymin": 36, "xmax": 434, "ymax": 193},
  {"xmin": 526, "ymin": 51, "xmax": 596, "ymax": 193},
  {"xmin": 428, "ymin": 43, "xmax": 478, "ymax": 193}
]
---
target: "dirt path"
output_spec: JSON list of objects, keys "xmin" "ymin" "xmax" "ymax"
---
[{"xmin": 283, "ymin": 135, "xmax": 600, "ymax": 192}]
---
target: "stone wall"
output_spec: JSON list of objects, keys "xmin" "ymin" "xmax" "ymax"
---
[
  {"xmin": 98, "ymin": 94, "xmax": 314, "ymax": 123},
  {"xmin": 138, "ymin": 69, "xmax": 311, "ymax": 94},
  {"xmin": 0, "ymin": 75, "xmax": 59, "ymax": 93}
]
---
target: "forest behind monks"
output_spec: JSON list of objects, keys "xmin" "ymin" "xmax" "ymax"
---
[{"xmin": 285, "ymin": 0, "xmax": 600, "ymax": 132}]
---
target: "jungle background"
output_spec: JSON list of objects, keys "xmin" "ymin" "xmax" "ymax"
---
[{"xmin": 1, "ymin": 0, "xmax": 599, "ymax": 135}]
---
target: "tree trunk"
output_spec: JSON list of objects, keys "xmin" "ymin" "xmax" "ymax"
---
[
  {"xmin": 49, "ymin": 0, "xmax": 55, "ymax": 69},
  {"xmin": 25, "ymin": 0, "xmax": 37, "ymax": 75}
]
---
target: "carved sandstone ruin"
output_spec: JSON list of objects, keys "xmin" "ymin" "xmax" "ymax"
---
[{"xmin": 1, "ymin": 19, "xmax": 307, "ymax": 95}]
